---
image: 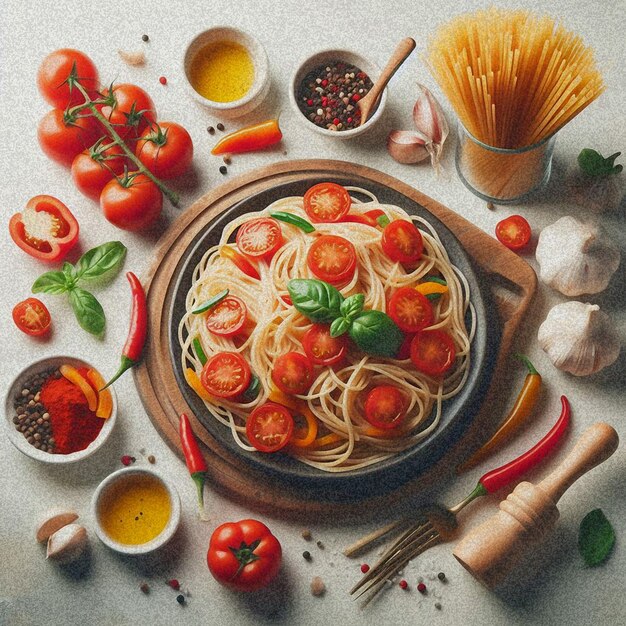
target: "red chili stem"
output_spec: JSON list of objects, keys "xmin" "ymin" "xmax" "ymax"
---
[{"xmin": 179, "ymin": 413, "xmax": 208, "ymax": 510}]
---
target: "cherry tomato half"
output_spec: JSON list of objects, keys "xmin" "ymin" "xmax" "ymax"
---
[
  {"xmin": 200, "ymin": 351, "xmax": 251, "ymax": 399},
  {"xmin": 301, "ymin": 324, "xmax": 348, "ymax": 366},
  {"xmin": 381, "ymin": 220, "xmax": 424, "ymax": 264},
  {"xmin": 410, "ymin": 329, "xmax": 456, "ymax": 377},
  {"xmin": 221, "ymin": 246, "xmax": 261, "ymax": 280},
  {"xmin": 495, "ymin": 215, "xmax": 532, "ymax": 250},
  {"xmin": 204, "ymin": 296, "xmax": 248, "ymax": 337},
  {"xmin": 12, "ymin": 298, "xmax": 51, "ymax": 337},
  {"xmin": 307, "ymin": 235, "xmax": 357, "ymax": 285},
  {"xmin": 100, "ymin": 173, "xmax": 162, "ymax": 231},
  {"xmin": 272, "ymin": 352, "xmax": 313, "ymax": 396},
  {"xmin": 303, "ymin": 182, "xmax": 351, "ymax": 223},
  {"xmin": 387, "ymin": 287, "xmax": 434, "ymax": 333},
  {"xmin": 364, "ymin": 385, "xmax": 409, "ymax": 430},
  {"xmin": 246, "ymin": 402, "xmax": 294, "ymax": 452},
  {"xmin": 236, "ymin": 217, "xmax": 283, "ymax": 261}
]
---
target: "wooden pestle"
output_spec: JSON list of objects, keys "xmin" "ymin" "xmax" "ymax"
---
[{"xmin": 453, "ymin": 422, "xmax": 619, "ymax": 589}]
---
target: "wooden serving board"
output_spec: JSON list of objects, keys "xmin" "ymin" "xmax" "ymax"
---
[{"xmin": 134, "ymin": 160, "xmax": 536, "ymax": 519}]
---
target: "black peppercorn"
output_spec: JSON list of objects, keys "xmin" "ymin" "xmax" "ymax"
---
[
  {"xmin": 438, "ymin": 572, "xmax": 446, "ymax": 582},
  {"xmin": 142, "ymin": 34, "xmax": 149, "ymax": 42},
  {"xmin": 176, "ymin": 594, "xmax": 185, "ymax": 605},
  {"xmin": 219, "ymin": 166, "xmax": 227, "ymax": 175},
  {"xmin": 217, "ymin": 123, "xmax": 225, "ymax": 131},
  {"xmin": 303, "ymin": 551, "xmax": 312, "ymax": 561},
  {"xmin": 208, "ymin": 126, "xmax": 215, "ymax": 135}
]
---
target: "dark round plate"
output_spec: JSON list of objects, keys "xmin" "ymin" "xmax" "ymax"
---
[{"xmin": 169, "ymin": 177, "xmax": 499, "ymax": 502}]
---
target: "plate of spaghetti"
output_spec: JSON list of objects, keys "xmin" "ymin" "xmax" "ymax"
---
[{"xmin": 171, "ymin": 179, "xmax": 498, "ymax": 498}]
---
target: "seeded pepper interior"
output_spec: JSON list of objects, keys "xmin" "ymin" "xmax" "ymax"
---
[{"xmin": 297, "ymin": 61, "xmax": 373, "ymax": 131}]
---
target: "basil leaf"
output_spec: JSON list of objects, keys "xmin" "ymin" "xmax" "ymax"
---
[
  {"xmin": 62, "ymin": 262, "xmax": 77, "ymax": 287},
  {"xmin": 579, "ymin": 509, "xmax": 615, "ymax": 567},
  {"xmin": 330, "ymin": 317, "xmax": 351, "ymax": 338},
  {"xmin": 578, "ymin": 149, "xmax": 623, "ymax": 178},
  {"xmin": 69, "ymin": 288, "xmax": 106, "ymax": 336},
  {"xmin": 287, "ymin": 279, "xmax": 343, "ymax": 323},
  {"xmin": 349, "ymin": 310, "xmax": 403, "ymax": 357},
  {"xmin": 32, "ymin": 271, "xmax": 70, "ymax": 295},
  {"xmin": 75, "ymin": 241, "xmax": 127, "ymax": 281},
  {"xmin": 340, "ymin": 294, "xmax": 365, "ymax": 322}
]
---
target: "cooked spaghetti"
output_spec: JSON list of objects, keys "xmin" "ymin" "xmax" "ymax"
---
[{"xmin": 178, "ymin": 185, "xmax": 475, "ymax": 472}]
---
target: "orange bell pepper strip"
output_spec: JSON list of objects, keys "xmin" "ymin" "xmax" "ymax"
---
[
  {"xmin": 268, "ymin": 385, "xmax": 318, "ymax": 447},
  {"xmin": 85, "ymin": 369, "xmax": 113, "ymax": 419},
  {"xmin": 211, "ymin": 119, "xmax": 282, "ymax": 155},
  {"xmin": 60, "ymin": 365, "xmax": 98, "ymax": 412},
  {"xmin": 308, "ymin": 433, "xmax": 343, "ymax": 449},
  {"xmin": 185, "ymin": 367, "xmax": 215, "ymax": 403}
]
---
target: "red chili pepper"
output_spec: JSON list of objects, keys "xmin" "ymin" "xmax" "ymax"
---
[
  {"xmin": 179, "ymin": 412, "xmax": 208, "ymax": 511},
  {"xmin": 101, "ymin": 272, "xmax": 148, "ymax": 389},
  {"xmin": 210, "ymin": 119, "xmax": 282, "ymax": 156}
]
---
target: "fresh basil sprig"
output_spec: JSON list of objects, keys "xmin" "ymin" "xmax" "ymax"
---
[
  {"xmin": 578, "ymin": 509, "xmax": 615, "ymax": 567},
  {"xmin": 32, "ymin": 241, "xmax": 127, "ymax": 336},
  {"xmin": 287, "ymin": 278, "xmax": 403, "ymax": 357}
]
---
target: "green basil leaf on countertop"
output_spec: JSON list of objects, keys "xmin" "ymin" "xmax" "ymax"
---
[
  {"xmin": 69, "ymin": 287, "xmax": 106, "ymax": 336},
  {"xmin": 340, "ymin": 294, "xmax": 365, "ymax": 322},
  {"xmin": 578, "ymin": 509, "xmax": 615, "ymax": 567},
  {"xmin": 287, "ymin": 279, "xmax": 343, "ymax": 323},
  {"xmin": 32, "ymin": 271, "xmax": 70, "ymax": 295},
  {"xmin": 578, "ymin": 149, "xmax": 623, "ymax": 178},
  {"xmin": 349, "ymin": 310, "xmax": 404, "ymax": 357},
  {"xmin": 75, "ymin": 241, "xmax": 127, "ymax": 281}
]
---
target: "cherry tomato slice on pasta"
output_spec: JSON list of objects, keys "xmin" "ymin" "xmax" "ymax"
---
[
  {"xmin": 12, "ymin": 298, "xmax": 51, "ymax": 337},
  {"xmin": 410, "ymin": 330, "xmax": 456, "ymax": 377},
  {"xmin": 387, "ymin": 287, "xmax": 434, "ymax": 333},
  {"xmin": 364, "ymin": 385, "xmax": 409, "ymax": 430},
  {"xmin": 301, "ymin": 324, "xmax": 348, "ymax": 366},
  {"xmin": 246, "ymin": 402, "xmax": 294, "ymax": 452},
  {"xmin": 236, "ymin": 217, "xmax": 283, "ymax": 261},
  {"xmin": 495, "ymin": 215, "xmax": 531, "ymax": 250},
  {"xmin": 272, "ymin": 352, "xmax": 313, "ymax": 396},
  {"xmin": 221, "ymin": 246, "xmax": 260, "ymax": 280},
  {"xmin": 201, "ymin": 351, "xmax": 251, "ymax": 399},
  {"xmin": 381, "ymin": 220, "xmax": 424, "ymax": 264},
  {"xmin": 204, "ymin": 296, "xmax": 248, "ymax": 337},
  {"xmin": 303, "ymin": 182, "xmax": 351, "ymax": 223},
  {"xmin": 307, "ymin": 235, "xmax": 357, "ymax": 285}
]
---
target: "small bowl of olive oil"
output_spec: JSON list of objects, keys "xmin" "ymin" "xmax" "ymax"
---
[{"xmin": 183, "ymin": 26, "xmax": 270, "ymax": 118}]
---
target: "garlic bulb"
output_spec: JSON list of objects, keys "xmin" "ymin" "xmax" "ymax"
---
[
  {"xmin": 538, "ymin": 301, "xmax": 620, "ymax": 376},
  {"xmin": 536, "ymin": 217, "xmax": 620, "ymax": 296}
]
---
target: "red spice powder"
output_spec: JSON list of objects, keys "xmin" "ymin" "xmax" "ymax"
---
[{"xmin": 40, "ymin": 372, "xmax": 104, "ymax": 454}]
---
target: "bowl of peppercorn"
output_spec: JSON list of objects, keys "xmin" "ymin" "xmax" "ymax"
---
[
  {"xmin": 4, "ymin": 356, "xmax": 117, "ymax": 464},
  {"xmin": 290, "ymin": 49, "xmax": 387, "ymax": 138}
]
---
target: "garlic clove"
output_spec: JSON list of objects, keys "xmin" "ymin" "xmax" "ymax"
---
[
  {"xmin": 36, "ymin": 510, "xmax": 79, "ymax": 543},
  {"xmin": 413, "ymin": 83, "xmax": 449, "ymax": 170},
  {"xmin": 47, "ymin": 523, "xmax": 88, "ymax": 564},
  {"xmin": 118, "ymin": 49, "xmax": 146, "ymax": 66},
  {"xmin": 538, "ymin": 301, "xmax": 621, "ymax": 376},
  {"xmin": 387, "ymin": 130, "xmax": 430, "ymax": 164}
]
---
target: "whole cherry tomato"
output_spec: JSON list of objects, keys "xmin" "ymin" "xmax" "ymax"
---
[
  {"xmin": 207, "ymin": 519, "xmax": 282, "ymax": 592},
  {"xmin": 100, "ymin": 83, "xmax": 156, "ymax": 139},
  {"xmin": 38, "ymin": 109, "xmax": 101, "ymax": 167},
  {"xmin": 100, "ymin": 172, "xmax": 162, "ymax": 231},
  {"xmin": 37, "ymin": 49, "xmax": 99, "ymax": 109},
  {"xmin": 71, "ymin": 142, "xmax": 127, "ymax": 200},
  {"xmin": 135, "ymin": 121, "xmax": 193, "ymax": 179}
]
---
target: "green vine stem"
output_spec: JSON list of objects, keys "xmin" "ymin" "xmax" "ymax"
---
[{"xmin": 72, "ymin": 81, "xmax": 179, "ymax": 206}]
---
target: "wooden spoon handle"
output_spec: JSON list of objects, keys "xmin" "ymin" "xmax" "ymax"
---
[{"xmin": 539, "ymin": 422, "xmax": 618, "ymax": 504}]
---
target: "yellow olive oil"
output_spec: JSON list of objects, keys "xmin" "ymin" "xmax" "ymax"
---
[
  {"xmin": 99, "ymin": 474, "xmax": 171, "ymax": 545},
  {"xmin": 189, "ymin": 40, "xmax": 254, "ymax": 102}
]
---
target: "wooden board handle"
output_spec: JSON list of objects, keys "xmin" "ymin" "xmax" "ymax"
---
[{"xmin": 539, "ymin": 423, "xmax": 619, "ymax": 504}]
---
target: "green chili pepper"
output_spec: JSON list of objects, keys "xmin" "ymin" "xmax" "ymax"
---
[
  {"xmin": 192, "ymin": 337, "xmax": 208, "ymax": 365},
  {"xmin": 192, "ymin": 289, "xmax": 229, "ymax": 314},
  {"xmin": 270, "ymin": 211, "xmax": 316, "ymax": 233}
]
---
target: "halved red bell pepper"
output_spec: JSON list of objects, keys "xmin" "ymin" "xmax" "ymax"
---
[{"xmin": 9, "ymin": 195, "xmax": 79, "ymax": 263}]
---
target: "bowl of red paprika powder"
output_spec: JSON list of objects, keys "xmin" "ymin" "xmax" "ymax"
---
[{"xmin": 4, "ymin": 356, "xmax": 117, "ymax": 464}]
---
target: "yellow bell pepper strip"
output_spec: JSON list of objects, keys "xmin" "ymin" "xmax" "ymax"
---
[
  {"xmin": 211, "ymin": 119, "xmax": 282, "ymax": 155},
  {"xmin": 268, "ymin": 384, "xmax": 298, "ymax": 409},
  {"xmin": 85, "ymin": 369, "xmax": 113, "ymax": 419},
  {"xmin": 60, "ymin": 365, "xmax": 98, "ymax": 412},
  {"xmin": 457, "ymin": 354, "xmax": 542, "ymax": 473},
  {"xmin": 308, "ymin": 433, "xmax": 343, "ymax": 449},
  {"xmin": 290, "ymin": 405, "xmax": 319, "ymax": 448},
  {"xmin": 185, "ymin": 367, "xmax": 215, "ymax": 403}
]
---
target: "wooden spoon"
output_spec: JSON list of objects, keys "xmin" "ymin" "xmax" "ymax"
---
[{"xmin": 358, "ymin": 37, "xmax": 416, "ymax": 126}]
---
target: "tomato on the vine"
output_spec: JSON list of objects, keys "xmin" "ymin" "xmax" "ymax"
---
[
  {"xmin": 207, "ymin": 519, "xmax": 282, "ymax": 591},
  {"xmin": 38, "ymin": 109, "xmax": 101, "ymax": 167},
  {"xmin": 71, "ymin": 142, "xmax": 127, "ymax": 200},
  {"xmin": 100, "ymin": 172, "xmax": 162, "ymax": 231},
  {"xmin": 37, "ymin": 49, "xmax": 99, "ymax": 109},
  {"xmin": 12, "ymin": 298, "xmax": 51, "ymax": 337},
  {"xmin": 135, "ymin": 121, "xmax": 193, "ymax": 179},
  {"xmin": 100, "ymin": 83, "xmax": 156, "ymax": 139}
]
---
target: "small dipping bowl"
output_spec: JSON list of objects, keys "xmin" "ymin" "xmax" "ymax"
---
[
  {"xmin": 92, "ymin": 467, "xmax": 181, "ymax": 555},
  {"xmin": 183, "ymin": 26, "xmax": 270, "ymax": 118},
  {"xmin": 4, "ymin": 355, "xmax": 117, "ymax": 464},
  {"xmin": 290, "ymin": 48, "xmax": 387, "ymax": 139}
]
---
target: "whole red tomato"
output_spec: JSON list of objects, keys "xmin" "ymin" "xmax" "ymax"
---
[
  {"xmin": 72, "ymin": 142, "xmax": 127, "ymax": 200},
  {"xmin": 37, "ymin": 49, "xmax": 99, "ymax": 109},
  {"xmin": 100, "ymin": 83, "xmax": 156, "ymax": 139},
  {"xmin": 100, "ymin": 172, "xmax": 162, "ymax": 231},
  {"xmin": 135, "ymin": 121, "xmax": 193, "ymax": 179},
  {"xmin": 207, "ymin": 519, "xmax": 282, "ymax": 592},
  {"xmin": 38, "ymin": 109, "xmax": 101, "ymax": 167}
]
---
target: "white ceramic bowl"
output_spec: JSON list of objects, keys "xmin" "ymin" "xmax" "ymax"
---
[
  {"xmin": 289, "ymin": 48, "xmax": 387, "ymax": 139},
  {"xmin": 4, "ymin": 356, "xmax": 117, "ymax": 464},
  {"xmin": 182, "ymin": 26, "xmax": 270, "ymax": 118},
  {"xmin": 92, "ymin": 467, "xmax": 181, "ymax": 555}
]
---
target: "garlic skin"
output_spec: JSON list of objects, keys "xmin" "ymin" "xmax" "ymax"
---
[
  {"xmin": 387, "ymin": 130, "xmax": 430, "ymax": 164},
  {"xmin": 117, "ymin": 49, "xmax": 146, "ymax": 66},
  {"xmin": 536, "ymin": 217, "xmax": 620, "ymax": 296},
  {"xmin": 47, "ymin": 523, "xmax": 88, "ymax": 564},
  {"xmin": 538, "ymin": 301, "xmax": 620, "ymax": 376},
  {"xmin": 36, "ymin": 510, "xmax": 79, "ymax": 543}
]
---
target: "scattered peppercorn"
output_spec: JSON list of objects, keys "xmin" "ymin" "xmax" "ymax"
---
[
  {"xmin": 121, "ymin": 455, "xmax": 135, "ymax": 466},
  {"xmin": 399, "ymin": 580, "xmax": 408, "ymax": 589},
  {"xmin": 148, "ymin": 455, "xmax": 155, "ymax": 464},
  {"xmin": 360, "ymin": 564, "xmax": 370, "ymax": 574},
  {"xmin": 142, "ymin": 34, "xmax": 149, "ymax": 42},
  {"xmin": 437, "ymin": 572, "xmax": 446, "ymax": 582},
  {"xmin": 222, "ymin": 156, "xmax": 231, "ymax": 165},
  {"xmin": 435, "ymin": 602, "xmax": 442, "ymax": 610},
  {"xmin": 216, "ymin": 123, "xmax": 225, "ymax": 131},
  {"xmin": 302, "ymin": 551, "xmax": 312, "ymax": 561},
  {"xmin": 159, "ymin": 76, "xmax": 167, "ymax": 85},
  {"xmin": 140, "ymin": 582, "xmax": 150, "ymax": 594},
  {"xmin": 219, "ymin": 166, "xmax": 227, "ymax": 175},
  {"xmin": 167, "ymin": 579, "xmax": 180, "ymax": 590},
  {"xmin": 310, "ymin": 576, "xmax": 326, "ymax": 597},
  {"xmin": 176, "ymin": 594, "xmax": 185, "ymax": 605},
  {"xmin": 417, "ymin": 582, "xmax": 427, "ymax": 593},
  {"xmin": 208, "ymin": 126, "xmax": 215, "ymax": 135},
  {"xmin": 487, "ymin": 201, "xmax": 495, "ymax": 210},
  {"xmin": 316, "ymin": 540, "xmax": 324, "ymax": 549},
  {"xmin": 301, "ymin": 529, "xmax": 312, "ymax": 541}
]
